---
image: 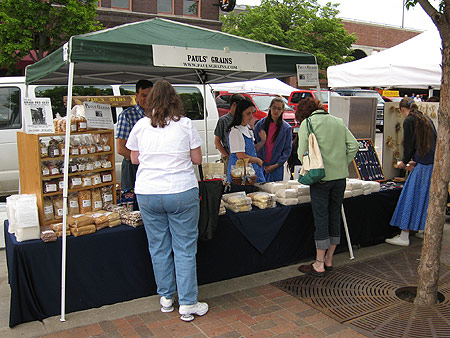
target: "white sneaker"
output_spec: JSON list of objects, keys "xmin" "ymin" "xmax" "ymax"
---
[
  {"xmin": 179, "ymin": 302, "xmax": 208, "ymax": 321},
  {"xmin": 160, "ymin": 296, "xmax": 174, "ymax": 313},
  {"xmin": 415, "ymin": 231, "xmax": 424, "ymax": 239},
  {"xmin": 385, "ymin": 235, "xmax": 410, "ymax": 247}
]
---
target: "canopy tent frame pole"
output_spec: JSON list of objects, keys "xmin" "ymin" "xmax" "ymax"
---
[
  {"xmin": 195, "ymin": 70, "xmax": 209, "ymax": 162},
  {"xmin": 60, "ymin": 61, "xmax": 75, "ymax": 322},
  {"xmin": 341, "ymin": 205, "xmax": 355, "ymax": 260}
]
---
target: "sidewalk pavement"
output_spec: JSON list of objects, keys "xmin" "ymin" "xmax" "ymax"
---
[{"xmin": 1, "ymin": 218, "xmax": 449, "ymax": 338}]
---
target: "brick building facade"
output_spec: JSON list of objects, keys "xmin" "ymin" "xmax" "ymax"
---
[{"xmin": 97, "ymin": 0, "xmax": 222, "ymax": 31}]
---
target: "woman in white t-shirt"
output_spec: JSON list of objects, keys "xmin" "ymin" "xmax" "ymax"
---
[{"xmin": 126, "ymin": 80, "xmax": 208, "ymax": 322}]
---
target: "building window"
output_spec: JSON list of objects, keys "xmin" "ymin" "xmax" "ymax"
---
[
  {"xmin": 183, "ymin": 0, "xmax": 199, "ymax": 16},
  {"xmin": 158, "ymin": 0, "xmax": 173, "ymax": 14},
  {"xmin": 111, "ymin": 0, "xmax": 131, "ymax": 10}
]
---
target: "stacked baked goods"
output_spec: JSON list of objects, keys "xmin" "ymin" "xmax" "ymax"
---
[
  {"xmin": 247, "ymin": 192, "xmax": 276, "ymax": 209},
  {"xmin": 222, "ymin": 192, "xmax": 252, "ymax": 213}
]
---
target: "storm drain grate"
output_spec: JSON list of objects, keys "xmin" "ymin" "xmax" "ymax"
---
[{"xmin": 272, "ymin": 246, "xmax": 450, "ymax": 338}]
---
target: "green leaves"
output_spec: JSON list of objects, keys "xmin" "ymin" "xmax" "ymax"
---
[
  {"xmin": 0, "ymin": 0, "xmax": 102, "ymax": 74},
  {"xmin": 220, "ymin": 0, "xmax": 355, "ymax": 71}
]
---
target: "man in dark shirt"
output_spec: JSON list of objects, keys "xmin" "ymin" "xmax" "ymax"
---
[{"xmin": 213, "ymin": 94, "xmax": 244, "ymax": 173}]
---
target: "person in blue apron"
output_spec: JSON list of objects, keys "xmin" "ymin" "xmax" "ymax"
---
[
  {"xmin": 226, "ymin": 99, "xmax": 266, "ymax": 184},
  {"xmin": 254, "ymin": 97, "xmax": 292, "ymax": 182}
]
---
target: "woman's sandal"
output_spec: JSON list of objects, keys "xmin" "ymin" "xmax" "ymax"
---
[{"xmin": 298, "ymin": 260, "xmax": 325, "ymax": 277}]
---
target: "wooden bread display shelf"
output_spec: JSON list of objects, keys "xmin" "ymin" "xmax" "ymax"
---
[
  {"xmin": 40, "ymin": 151, "xmax": 113, "ymax": 162},
  {"xmin": 43, "ymin": 182, "xmax": 114, "ymax": 197},
  {"xmin": 41, "ymin": 167, "xmax": 113, "ymax": 180},
  {"xmin": 38, "ymin": 129, "xmax": 111, "ymax": 137},
  {"xmin": 17, "ymin": 130, "xmax": 117, "ymax": 227}
]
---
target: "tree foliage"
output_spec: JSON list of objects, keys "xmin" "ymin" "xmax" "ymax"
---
[
  {"xmin": 220, "ymin": 0, "xmax": 356, "ymax": 70},
  {"xmin": 0, "ymin": 0, "xmax": 102, "ymax": 74}
]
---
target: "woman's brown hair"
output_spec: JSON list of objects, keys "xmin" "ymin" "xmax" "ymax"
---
[
  {"xmin": 399, "ymin": 98, "xmax": 435, "ymax": 156},
  {"xmin": 145, "ymin": 80, "xmax": 184, "ymax": 128},
  {"xmin": 295, "ymin": 97, "xmax": 324, "ymax": 124}
]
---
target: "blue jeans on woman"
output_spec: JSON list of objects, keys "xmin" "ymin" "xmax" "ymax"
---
[
  {"xmin": 309, "ymin": 179, "xmax": 346, "ymax": 250},
  {"xmin": 137, "ymin": 187, "xmax": 200, "ymax": 305}
]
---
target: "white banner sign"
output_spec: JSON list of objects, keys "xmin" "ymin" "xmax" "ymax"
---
[
  {"xmin": 296, "ymin": 64, "xmax": 319, "ymax": 86},
  {"xmin": 152, "ymin": 45, "xmax": 267, "ymax": 72},
  {"xmin": 83, "ymin": 102, "xmax": 114, "ymax": 129},
  {"xmin": 23, "ymin": 98, "xmax": 55, "ymax": 134}
]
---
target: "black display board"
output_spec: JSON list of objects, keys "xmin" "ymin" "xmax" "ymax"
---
[{"xmin": 353, "ymin": 138, "xmax": 385, "ymax": 181}]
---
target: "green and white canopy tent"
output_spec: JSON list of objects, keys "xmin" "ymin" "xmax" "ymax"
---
[
  {"xmin": 25, "ymin": 18, "xmax": 315, "ymax": 85},
  {"xmin": 24, "ymin": 18, "xmax": 318, "ymax": 322}
]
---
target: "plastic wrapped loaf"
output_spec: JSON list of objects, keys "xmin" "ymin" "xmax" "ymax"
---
[
  {"xmin": 276, "ymin": 197, "xmax": 298, "ymax": 206},
  {"xmin": 7, "ymin": 194, "xmax": 40, "ymax": 242},
  {"xmin": 247, "ymin": 192, "xmax": 276, "ymax": 209},
  {"xmin": 222, "ymin": 192, "xmax": 252, "ymax": 212},
  {"xmin": 260, "ymin": 182, "xmax": 287, "ymax": 194},
  {"xmin": 297, "ymin": 184, "xmax": 310, "ymax": 196},
  {"xmin": 277, "ymin": 197, "xmax": 298, "ymax": 205},
  {"xmin": 297, "ymin": 195, "xmax": 311, "ymax": 204},
  {"xmin": 121, "ymin": 210, "xmax": 143, "ymax": 227},
  {"xmin": 276, "ymin": 189, "xmax": 298, "ymax": 199},
  {"xmin": 286, "ymin": 180, "xmax": 302, "ymax": 189},
  {"xmin": 40, "ymin": 226, "xmax": 57, "ymax": 242},
  {"xmin": 218, "ymin": 200, "xmax": 226, "ymax": 216}
]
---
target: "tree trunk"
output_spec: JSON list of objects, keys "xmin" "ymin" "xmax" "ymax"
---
[{"xmin": 415, "ymin": 26, "xmax": 450, "ymax": 305}]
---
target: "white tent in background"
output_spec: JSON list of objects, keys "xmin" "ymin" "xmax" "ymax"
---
[
  {"xmin": 327, "ymin": 28, "xmax": 442, "ymax": 89},
  {"xmin": 210, "ymin": 78, "xmax": 298, "ymax": 96}
]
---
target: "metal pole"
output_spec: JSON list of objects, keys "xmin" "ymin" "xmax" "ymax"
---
[
  {"xmin": 341, "ymin": 204, "xmax": 355, "ymax": 260},
  {"xmin": 60, "ymin": 61, "xmax": 75, "ymax": 322},
  {"xmin": 402, "ymin": 0, "xmax": 405, "ymax": 28}
]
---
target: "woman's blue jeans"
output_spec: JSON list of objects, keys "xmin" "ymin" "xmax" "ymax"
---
[
  {"xmin": 309, "ymin": 179, "xmax": 346, "ymax": 250},
  {"xmin": 137, "ymin": 188, "xmax": 200, "ymax": 305}
]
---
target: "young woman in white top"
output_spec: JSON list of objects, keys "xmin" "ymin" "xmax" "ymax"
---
[
  {"xmin": 126, "ymin": 80, "xmax": 208, "ymax": 322},
  {"xmin": 226, "ymin": 99, "xmax": 266, "ymax": 183}
]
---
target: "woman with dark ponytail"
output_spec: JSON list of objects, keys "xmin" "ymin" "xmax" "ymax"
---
[
  {"xmin": 254, "ymin": 97, "xmax": 292, "ymax": 181},
  {"xmin": 385, "ymin": 98, "xmax": 437, "ymax": 246}
]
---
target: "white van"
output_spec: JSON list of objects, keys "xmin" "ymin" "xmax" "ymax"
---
[{"xmin": 0, "ymin": 77, "xmax": 220, "ymax": 196}]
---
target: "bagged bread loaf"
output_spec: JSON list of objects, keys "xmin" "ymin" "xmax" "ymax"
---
[
  {"xmin": 120, "ymin": 210, "xmax": 143, "ymax": 227},
  {"xmin": 276, "ymin": 197, "xmax": 298, "ymax": 206},
  {"xmin": 276, "ymin": 189, "xmax": 298, "ymax": 199},
  {"xmin": 91, "ymin": 188, "xmax": 102, "ymax": 211},
  {"xmin": 67, "ymin": 214, "xmax": 93, "ymax": 228},
  {"xmin": 70, "ymin": 224, "xmax": 96, "ymax": 237},
  {"xmin": 78, "ymin": 190, "xmax": 92, "ymax": 213},
  {"xmin": 40, "ymin": 226, "xmax": 57, "ymax": 242},
  {"xmin": 297, "ymin": 195, "xmax": 311, "ymax": 204}
]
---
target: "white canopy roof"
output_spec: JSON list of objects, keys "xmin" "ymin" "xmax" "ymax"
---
[
  {"xmin": 327, "ymin": 28, "xmax": 442, "ymax": 89},
  {"xmin": 210, "ymin": 78, "xmax": 298, "ymax": 96}
]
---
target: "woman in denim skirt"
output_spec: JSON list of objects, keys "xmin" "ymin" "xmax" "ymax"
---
[{"xmin": 126, "ymin": 80, "xmax": 208, "ymax": 322}]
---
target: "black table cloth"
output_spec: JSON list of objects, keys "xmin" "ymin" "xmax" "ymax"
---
[{"xmin": 5, "ymin": 188, "xmax": 400, "ymax": 327}]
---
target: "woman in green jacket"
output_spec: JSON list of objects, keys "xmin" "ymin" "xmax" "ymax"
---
[{"xmin": 296, "ymin": 98, "xmax": 359, "ymax": 277}]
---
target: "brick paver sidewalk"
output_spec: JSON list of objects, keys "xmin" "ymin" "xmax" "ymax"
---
[{"xmin": 38, "ymin": 285, "xmax": 367, "ymax": 338}]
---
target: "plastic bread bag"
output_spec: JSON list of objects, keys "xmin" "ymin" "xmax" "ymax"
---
[
  {"xmin": 91, "ymin": 188, "xmax": 103, "ymax": 211},
  {"xmin": 276, "ymin": 197, "xmax": 298, "ymax": 206},
  {"xmin": 69, "ymin": 136, "xmax": 80, "ymax": 155},
  {"xmin": 101, "ymin": 185, "xmax": 114, "ymax": 207},
  {"xmin": 52, "ymin": 195, "xmax": 64, "ymax": 220},
  {"xmin": 221, "ymin": 191, "xmax": 246, "ymax": 203},
  {"xmin": 78, "ymin": 190, "xmax": 92, "ymax": 214},
  {"xmin": 247, "ymin": 191, "xmax": 276, "ymax": 203},
  {"xmin": 276, "ymin": 189, "xmax": 298, "ymax": 199},
  {"xmin": 223, "ymin": 202, "xmax": 252, "ymax": 213},
  {"xmin": 70, "ymin": 224, "xmax": 96, "ymax": 237},
  {"xmin": 43, "ymin": 197, "xmax": 54, "ymax": 221},
  {"xmin": 68, "ymin": 192, "xmax": 80, "ymax": 215},
  {"xmin": 100, "ymin": 133, "xmax": 111, "ymax": 152}
]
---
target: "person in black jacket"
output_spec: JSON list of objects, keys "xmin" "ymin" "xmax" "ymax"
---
[{"xmin": 385, "ymin": 99, "xmax": 437, "ymax": 246}]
